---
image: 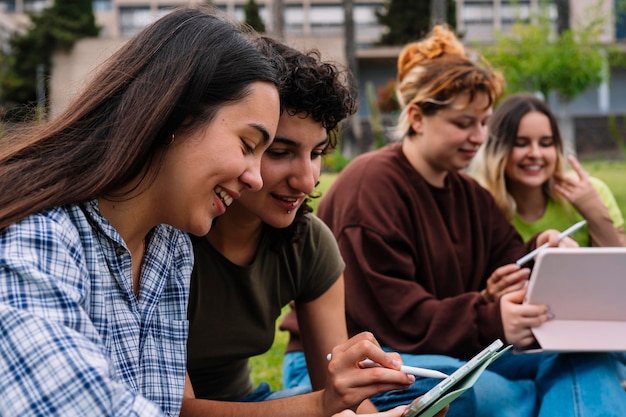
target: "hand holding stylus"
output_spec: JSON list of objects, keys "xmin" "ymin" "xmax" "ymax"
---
[
  {"xmin": 327, "ymin": 353, "xmax": 449, "ymax": 379},
  {"xmin": 516, "ymin": 220, "xmax": 586, "ymax": 266}
]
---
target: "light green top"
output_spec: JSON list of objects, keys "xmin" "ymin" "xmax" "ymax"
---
[{"xmin": 512, "ymin": 176, "xmax": 624, "ymax": 246}]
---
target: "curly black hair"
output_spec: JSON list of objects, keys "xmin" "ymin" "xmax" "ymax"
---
[{"xmin": 255, "ymin": 36, "xmax": 358, "ymax": 245}]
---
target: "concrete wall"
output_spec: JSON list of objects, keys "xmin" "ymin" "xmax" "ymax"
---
[
  {"xmin": 49, "ymin": 37, "xmax": 126, "ymax": 118},
  {"xmin": 49, "ymin": 32, "xmax": 345, "ymax": 119}
]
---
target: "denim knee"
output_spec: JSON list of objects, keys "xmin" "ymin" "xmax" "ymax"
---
[{"xmin": 283, "ymin": 351, "xmax": 312, "ymax": 390}]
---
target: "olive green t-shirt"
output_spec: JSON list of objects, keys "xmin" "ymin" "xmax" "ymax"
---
[
  {"xmin": 512, "ymin": 177, "xmax": 624, "ymax": 246},
  {"xmin": 186, "ymin": 214, "xmax": 344, "ymax": 400}
]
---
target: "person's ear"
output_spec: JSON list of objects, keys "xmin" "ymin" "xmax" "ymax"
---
[{"xmin": 408, "ymin": 104, "xmax": 424, "ymax": 136}]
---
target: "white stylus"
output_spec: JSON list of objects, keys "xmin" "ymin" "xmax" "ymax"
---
[
  {"xmin": 326, "ymin": 353, "xmax": 449, "ymax": 379},
  {"xmin": 515, "ymin": 220, "xmax": 587, "ymax": 266}
]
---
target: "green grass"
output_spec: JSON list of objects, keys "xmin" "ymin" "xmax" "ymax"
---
[
  {"xmin": 248, "ymin": 307, "xmax": 290, "ymax": 390},
  {"xmin": 249, "ymin": 160, "xmax": 626, "ymax": 390},
  {"xmin": 581, "ymin": 160, "xmax": 626, "ymax": 217}
]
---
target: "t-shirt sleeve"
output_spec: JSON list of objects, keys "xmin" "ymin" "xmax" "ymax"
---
[
  {"xmin": 293, "ymin": 215, "xmax": 345, "ymax": 303},
  {"xmin": 591, "ymin": 176, "xmax": 624, "ymax": 228},
  {"xmin": 0, "ymin": 215, "xmax": 164, "ymax": 417}
]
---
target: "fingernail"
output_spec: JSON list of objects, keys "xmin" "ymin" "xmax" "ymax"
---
[
  {"xmin": 407, "ymin": 375, "xmax": 415, "ymax": 383},
  {"xmin": 391, "ymin": 359, "xmax": 401, "ymax": 368}
]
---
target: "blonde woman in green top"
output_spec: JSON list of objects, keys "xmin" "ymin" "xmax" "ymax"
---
[
  {"xmin": 471, "ymin": 92, "xmax": 626, "ymax": 384},
  {"xmin": 471, "ymin": 92, "xmax": 625, "ymax": 249}
]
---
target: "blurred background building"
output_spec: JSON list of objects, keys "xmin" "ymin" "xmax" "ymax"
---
[{"xmin": 1, "ymin": 0, "xmax": 625, "ymax": 156}]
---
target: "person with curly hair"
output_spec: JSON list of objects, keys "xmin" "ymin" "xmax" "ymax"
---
[
  {"xmin": 182, "ymin": 37, "xmax": 439, "ymax": 417},
  {"xmin": 315, "ymin": 25, "xmax": 626, "ymax": 416}
]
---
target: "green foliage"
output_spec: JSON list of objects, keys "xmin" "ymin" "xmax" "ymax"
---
[
  {"xmin": 1, "ymin": 0, "xmax": 99, "ymax": 118},
  {"xmin": 481, "ymin": 0, "xmax": 606, "ymax": 101},
  {"xmin": 607, "ymin": 48, "xmax": 626, "ymax": 69},
  {"xmin": 376, "ymin": 78, "xmax": 399, "ymax": 113},
  {"xmin": 323, "ymin": 147, "xmax": 352, "ymax": 173},
  {"xmin": 244, "ymin": 0, "xmax": 266, "ymax": 33},
  {"xmin": 376, "ymin": 0, "xmax": 456, "ymax": 46}
]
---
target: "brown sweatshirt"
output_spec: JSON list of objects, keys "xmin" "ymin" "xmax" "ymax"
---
[{"xmin": 317, "ymin": 142, "xmax": 535, "ymax": 360}]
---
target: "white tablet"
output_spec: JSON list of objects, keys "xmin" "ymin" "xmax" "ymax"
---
[{"xmin": 523, "ymin": 247, "xmax": 626, "ymax": 352}]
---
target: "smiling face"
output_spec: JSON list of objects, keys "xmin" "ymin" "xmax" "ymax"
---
[
  {"xmin": 153, "ymin": 81, "xmax": 280, "ymax": 236},
  {"xmin": 237, "ymin": 112, "xmax": 327, "ymax": 228},
  {"xmin": 504, "ymin": 111, "xmax": 557, "ymax": 191},
  {"xmin": 403, "ymin": 92, "xmax": 492, "ymax": 186}
]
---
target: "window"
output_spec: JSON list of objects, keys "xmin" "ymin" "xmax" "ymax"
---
[
  {"xmin": 119, "ymin": 6, "xmax": 153, "ymax": 37},
  {"xmin": 23, "ymin": 0, "xmax": 50, "ymax": 13},
  {"xmin": 93, "ymin": 0, "xmax": 112, "ymax": 12}
]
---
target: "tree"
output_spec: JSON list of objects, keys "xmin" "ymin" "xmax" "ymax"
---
[
  {"xmin": 244, "ymin": 0, "xmax": 266, "ymax": 33},
  {"xmin": 376, "ymin": 0, "xmax": 456, "ymax": 46},
  {"xmin": 481, "ymin": 0, "xmax": 610, "ymax": 154},
  {"xmin": 0, "ymin": 0, "xmax": 99, "ymax": 120}
]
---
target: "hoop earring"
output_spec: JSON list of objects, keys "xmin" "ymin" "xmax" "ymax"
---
[{"xmin": 170, "ymin": 133, "xmax": 175, "ymax": 144}]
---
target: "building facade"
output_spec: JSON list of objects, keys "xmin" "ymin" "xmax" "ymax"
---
[{"xmin": 1, "ymin": 0, "xmax": 625, "ymax": 155}]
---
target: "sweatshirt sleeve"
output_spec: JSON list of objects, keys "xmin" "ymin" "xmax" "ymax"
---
[{"xmin": 336, "ymin": 224, "xmax": 505, "ymax": 360}]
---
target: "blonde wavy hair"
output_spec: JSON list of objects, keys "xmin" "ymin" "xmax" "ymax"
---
[
  {"xmin": 470, "ymin": 93, "xmax": 569, "ymax": 221},
  {"xmin": 394, "ymin": 25, "xmax": 504, "ymax": 140}
]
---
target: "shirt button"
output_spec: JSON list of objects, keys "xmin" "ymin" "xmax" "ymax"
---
[{"xmin": 115, "ymin": 245, "xmax": 126, "ymax": 256}]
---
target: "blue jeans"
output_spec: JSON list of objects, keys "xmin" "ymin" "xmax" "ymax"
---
[
  {"xmin": 283, "ymin": 351, "xmax": 476, "ymax": 416},
  {"xmin": 283, "ymin": 350, "xmax": 313, "ymax": 390},
  {"xmin": 284, "ymin": 350, "xmax": 626, "ymax": 417},
  {"xmin": 612, "ymin": 352, "xmax": 626, "ymax": 381},
  {"xmin": 240, "ymin": 381, "xmax": 312, "ymax": 402},
  {"xmin": 393, "ymin": 350, "xmax": 626, "ymax": 417}
]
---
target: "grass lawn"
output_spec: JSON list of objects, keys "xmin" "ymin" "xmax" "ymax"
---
[
  {"xmin": 581, "ymin": 160, "xmax": 626, "ymax": 216},
  {"xmin": 249, "ymin": 159, "xmax": 626, "ymax": 390}
]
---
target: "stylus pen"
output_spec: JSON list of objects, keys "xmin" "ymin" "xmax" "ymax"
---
[
  {"xmin": 326, "ymin": 353, "xmax": 449, "ymax": 379},
  {"xmin": 515, "ymin": 220, "xmax": 587, "ymax": 266}
]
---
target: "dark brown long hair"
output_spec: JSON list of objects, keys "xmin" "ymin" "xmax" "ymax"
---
[{"xmin": 0, "ymin": 5, "xmax": 280, "ymax": 231}]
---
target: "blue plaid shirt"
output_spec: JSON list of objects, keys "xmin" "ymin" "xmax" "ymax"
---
[{"xmin": 0, "ymin": 200, "xmax": 193, "ymax": 416}]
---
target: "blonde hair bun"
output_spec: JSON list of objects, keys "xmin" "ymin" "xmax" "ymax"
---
[{"xmin": 397, "ymin": 25, "xmax": 465, "ymax": 81}]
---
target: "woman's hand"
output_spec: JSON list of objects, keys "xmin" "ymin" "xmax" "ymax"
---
[
  {"xmin": 481, "ymin": 264, "xmax": 530, "ymax": 302},
  {"xmin": 322, "ymin": 332, "xmax": 416, "ymax": 415},
  {"xmin": 554, "ymin": 156, "xmax": 602, "ymax": 217},
  {"xmin": 500, "ymin": 287, "xmax": 551, "ymax": 349},
  {"xmin": 535, "ymin": 229, "xmax": 578, "ymax": 248}
]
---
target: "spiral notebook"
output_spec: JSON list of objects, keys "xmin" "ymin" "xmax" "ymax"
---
[{"xmin": 522, "ymin": 247, "xmax": 626, "ymax": 353}]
